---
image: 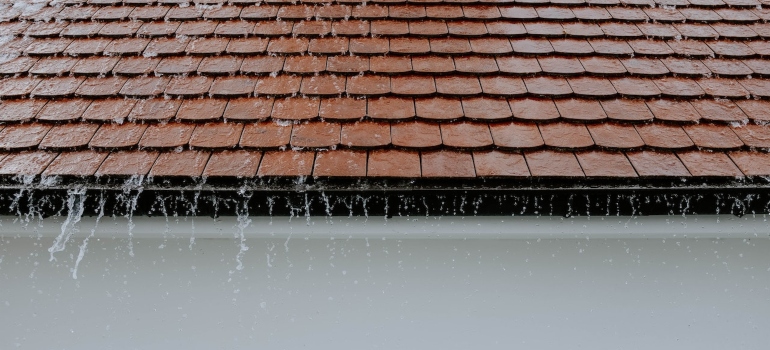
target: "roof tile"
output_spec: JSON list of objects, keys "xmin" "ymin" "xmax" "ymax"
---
[
  {"xmin": 313, "ymin": 150, "xmax": 367, "ymax": 177},
  {"xmin": 421, "ymin": 150, "xmax": 475, "ymax": 178},
  {"xmin": 576, "ymin": 151, "xmax": 637, "ymax": 177},
  {"xmin": 43, "ymin": 151, "xmax": 107, "ymax": 176},
  {"xmin": 627, "ymin": 150, "xmax": 691, "ymax": 177},
  {"xmin": 96, "ymin": 150, "xmax": 158, "ymax": 176},
  {"xmin": 677, "ymin": 150, "xmax": 743, "ymax": 176},
  {"xmin": 258, "ymin": 150, "xmax": 315, "ymax": 176},
  {"xmin": 39, "ymin": 123, "xmax": 99, "ymax": 150},
  {"xmin": 367, "ymin": 149, "xmax": 421, "ymax": 177},
  {"xmin": 150, "ymin": 150, "xmax": 210, "ymax": 177},
  {"xmin": 190, "ymin": 123, "xmax": 244, "ymax": 149},
  {"xmin": 729, "ymin": 151, "xmax": 770, "ymax": 175},
  {"xmin": 525, "ymin": 150, "xmax": 584, "ymax": 177}
]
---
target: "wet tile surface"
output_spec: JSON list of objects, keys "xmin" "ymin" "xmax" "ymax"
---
[{"xmin": 0, "ymin": 0, "xmax": 769, "ymax": 179}]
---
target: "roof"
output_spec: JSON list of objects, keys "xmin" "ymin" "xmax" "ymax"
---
[{"xmin": 1, "ymin": 0, "xmax": 770, "ymax": 184}]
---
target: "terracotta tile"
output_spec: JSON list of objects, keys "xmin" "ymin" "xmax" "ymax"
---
[
  {"xmin": 744, "ymin": 59, "xmax": 770, "ymax": 76},
  {"xmin": 144, "ymin": 37, "xmax": 189, "ymax": 56},
  {"xmin": 0, "ymin": 100, "xmax": 46, "ymax": 122},
  {"xmin": 308, "ymin": 37, "xmax": 349, "ymax": 55},
  {"xmin": 327, "ymin": 56, "xmax": 369, "ymax": 73},
  {"xmin": 332, "ymin": 20, "xmax": 370, "ymax": 36},
  {"xmin": 130, "ymin": 5, "xmax": 170, "ymax": 20},
  {"xmin": 555, "ymin": 99, "xmax": 607, "ymax": 121},
  {"xmin": 30, "ymin": 77, "xmax": 84, "ymax": 98},
  {"xmin": 370, "ymin": 20, "xmax": 410, "ymax": 36},
  {"xmin": 174, "ymin": 99, "xmax": 227, "ymax": 121},
  {"xmin": 509, "ymin": 98, "xmax": 560, "ymax": 121},
  {"xmin": 289, "ymin": 121, "xmax": 340, "ymax": 148},
  {"xmin": 711, "ymin": 23, "xmax": 758, "ymax": 39},
  {"xmin": 0, "ymin": 124, "xmax": 51, "ymax": 150},
  {"xmin": 283, "ymin": 55, "xmax": 327, "ymax": 74},
  {"xmin": 206, "ymin": 76, "xmax": 256, "ymax": 97},
  {"xmin": 524, "ymin": 22, "xmax": 564, "ymax": 37},
  {"xmin": 0, "ymin": 151, "xmax": 57, "ymax": 176},
  {"xmin": 70, "ymin": 56, "xmax": 118, "ymax": 76},
  {"xmin": 454, "ymin": 56, "xmax": 498, "ymax": 74},
  {"xmin": 634, "ymin": 124, "xmax": 693, "ymax": 150},
  {"xmin": 203, "ymin": 150, "xmax": 262, "ymax": 178},
  {"xmin": 610, "ymin": 78, "xmax": 661, "ymax": 97},
  {"xmin": 28, "ymin": 57, "xmax": 78, "ymax": 76},
  {"xmin": 257, "ymin": 151, "xmax": 315, "ymax": 176},
  {"xmin": 485, "ymin": 21, "xmax": 527, "ymax": 36},
  {"xmin": 421, "ymin": 150, "xmax": 475, "ymax": 178},
  {"xmin": 214, "ymin": 21, "xmax": 255, "ymax": 37},
  {"xmin": 252, "ymin": 21, "xmax": 293, "ymax": 36},
  {"xmin": 150, "ymin": 150, "xmax": 210, "ymax": 177},
  {"xmin": 739, "ymin": 79, "xmax": 770, "ymax": 98},
  {"xmin": 272, "ymin": 97, "xmax": 319, "ymax": 120},
  {"xmin": 277, "ymin": 4, "xmax": 313, "ymax": 19},
  {"xmin": 198, "ymin": 56, "xmax": 243, "ymax": 75},
  {"xmin": 510, "ymin": 38, "xmax": 553, "ymax": 54},
  {"xmin": 64, "ymin": 38, "xmax": 112, "ymax": 56},
  {"xmin": 677, "ymin": 151, "xmax": 742, "ymax": 177},
  {"xmin": 589, "ymin": 39, "xmax": 634, "ymax": 56},
  {"xmin": 434, "ymin": 76, "xmax": 481, "ymax": 96},
  {"xmin": 35, "ymin": 99, "xmax": 89, "ymax": 122},
  {"xmin": 113, "ymin": 56, "xmax": 160, "ymax": 75},
  {"xmin": 463, "ymin": 6, "xmax": 501, "ymax": 19},
  {"xmin": 625, "ymin": 150, "xmax": 689, "ymax": 177},
  {"xmin": 576, "ymin": 151, "xmax": 637, "ymax": 177},
  {"xmin": 439, "ymin": 121, "xmax": 493, "ymax": 150},
  {"xmin": 346, "ymin": 75, "xmax": 391, "ymax": 95},
  {"xmin": 621, "ymin": 58, "xmax": 669, "ymax": 76},
  {"xmin": 537, "ymin": 6, "xmax": 575, "ymax": 19},
  {"xmin": 367, "ymin": 149, "xmax": 421, "ymax": 178},
  {"xmin": 654, "ymin": 78, "xmax": 705, "ymax": 98},
  {"xmin": 415, "ymin": 97, "xmax": 463, "ymax": 121},
  {"xmin": 90, "ymin": 123, "xmax": 147, "ymax": 149},
  {"xmin": 684, "ymin": 124, "xmax": 744, "ymax": 149},
  {"xmin": 155, "ymin": 56, "xmax": 202, "ymax": 75},
  {"xmin": 240, "ymin": 56, "xmax": 284, "ymax": 74},
  {"xmin": 729, "ymin": 124, "xmax": 770, "ymax": 148},
  {"xmin": 412, "ymin": 56, "xmax": 455, "ymax": 73},
  {"xmin": 469, "ymin": 38, "xmax": 512, "ymax": 54},
  {"xmin": 430, "ymin": 38, "xmax": 472, "ymax": 54},
  {"xmin": 298, "ymin": 75, "xmax": 345, "ymax": 96},
  {"xmin": 473, "ymin": 150, "xmax": 529, "ymax": 177},
  {"xmin": 389, "ymin": 75, "xmax": 434, "ymax": 95},
  {"xmin": 0, "ymin": 56, "xmax": 38, "ymax": 75},
  {"xmin": 240, "ymin": 122, "xmax": 291, "ymax": 149},
  {"xmin": 587, "ymin": 123, "xmax": 644, "ymax": 149},
  {"xmin": 628, "ymin": 39, "xmax": 674, "ymax": 56},
  {"xmin": 255, "ymin": 75, "xmax": 301, "ymax": 95},
  {"xmin": 267, "ymin": 37, "xmax": 310, "ymax": 54},
  {"xmin": 0, "ymin": 77, "xmax": 41, "ymax": 98},
  {"xmin": 498, "ymin": 6, "xmax": 538, "ymax": 19},
  {"xmin": 478, "ymin": 76, "xmax": 526, "ymax": 96},
  {"xmin": 461, "ymin": 97, "xmax": 512, "ymax": 120},
  {"xmin": 690, "ymin": 99, "xmax": 748, "ymax": 122},
  {"xmin": 163, "ymin": 76, "xmax": 212, "ymax": 97},
  {"xmin": 176, "ymin": 20, "xmax": 217, "ymax": 36},
  {"xmin": 25, "ymin": 38, "xmax": 72, "ymax": 56},
  {"xmin": 43, "ymin": 151, "xmax": 108, "ymax": 176},
  {"xmin": 735, "ymin": 100, "xmax": 770, "ymax": 122},
  {"xmin": 76, "ymin": 76, "xmax": 127, "ymax": 97},
  {"xmin": 367, "ymin": 97, "xmax": 414, "ymax": 120},
  {"xmin": 315, "ymin": 4, "xmax": 352, "ymax": 19},
  {"xmin": 337, "ymin": 121, "xmax": 389, "ymax": 148},
  {"xmin": 226, "ymin": 38, "xmax": 269, "ymax": 54},
  {"xmin": 539, "ymin": 122, "xmax": 594, "ymax": 149},
  {"xmin": 79, "ymin": 99, "xmax": 133, "ymax": 123},
  {"xmin": 348, "ymin": 37, "xmax": 388, "ymax": 55},
  {"xmin": 102, "ymin": 38, "xmax": 149, "ymax": 56},
  {"xmin": 524, "ymin": 77, "xmax": 572, "ymax": 97},
  {"xmin": 128, "ymin": 99, "xmax": 181, "ymax": 122},
  {"xmin": 666, "ymin": 41, "xmax": 714, "ymax": 58},
  {"xmin": 426, "ymin": 5, "xmax": 464, "ymax": 18},
  {"xmin": 312, "ymin": 150, "xmax": 367, "ymax": 177},
  {"xmin": 39, "ymin": 123, "xmax": 99, "ymax": 150},
  {"xmin": 391, "ymin": 120, "xmax": 442, "ymax": 148},
  {"xmin": 316, "ymin": 97, "xmax": 364, "ymax": 121},
  {"xmin": 370, "ymin": 56, "xmax": 411, "ymax": 73},
  {"xmin": 137, "ymin": 21, "xmax": 180, "ymax": 37},
  {"xmin": 729, "ymin": 151, "xmax": 770, "ymax": 176},
  {"xmin": 644, "ymin": 100, "xmax": 700, "ymax": 123},
  {"xmin": 189, "ymin": 123, "xmax": 244, "ymax": 149},
  {"xmin": 601, "ymin": 23, "xmax": 642, "ymax": 38},
  {"xmin": 525, "ymin": 150, "xmax": 584, "ymax": 177},
  {"xmin": 139, "ymin": 123, "xmax": 195, "ymax": 149},
  {"xmin": 572, "ymin": 7, "xmax": 611, "ymax": 20},
  {"xmin": 567, "ymin": 77, "xmax": 617, "ymax": 98},
  {"xmin": 580, "ymin": 57, "xmax": 627, "ymax": 75},
  {"xmin": 698, "ymin": 79, "xmax": 750, "ymax": 98},
  {"xmin": 410, "ymin": 20, "xmax": 449, "ymax": 36},
  {"xmin": 562, "ymin": 23, "xmax": 604, "ymax": 38},
  {"xmin": 489, "ymin": 121, "xmax": 543, "ymax": 149},
  {"xmin": 93, "ymin": 6, "xmax": 134, "ymax": 20},
  {"xmin": 187, "ymin": 37, "xmax": 230, "ymax": 55}
]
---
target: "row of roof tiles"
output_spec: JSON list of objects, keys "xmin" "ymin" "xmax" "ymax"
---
[
  {"xmin": 0, "ymin": 119, "xmax": 767, "ymax": 150},
  {"xmin": 6, "ymin": 20, "xmax": 770, "ymax": 40},
  {"xmin": 1, "ymin": 148, "xmax": 767, "ymax": 178},
  {"xmin": 6, "ymin": 37, "xmax": 770, "ymax": 60},
  {"xmin": 6, "ymin": 4, "xmax": 770, "ymax": 24},
  {"xmin": 3, "ymin": 75, "xmax": 770, "ymax": 100},
  {"xmin": 2, "ymin": 96, "xmax": 769, "ymax": 123}
]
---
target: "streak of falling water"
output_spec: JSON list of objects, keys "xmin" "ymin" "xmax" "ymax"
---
[
  {"xmin": 72, "ymin": 194, "xmax": 106, "ymax": 280},
  {"xmin": 48, "ymin": 187, "xmax": 86, "ymax": 262},
  {"xmin": 231, "ymin": 191, "xmax": 252, "ymax": 276},
  {"xmin": 122, "ymin": 176, "xmax": 144, "ymax": 258}
]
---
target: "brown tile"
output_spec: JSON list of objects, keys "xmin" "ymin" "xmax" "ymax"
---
[
  {"xmin": 727, "ymin": 122, "xmax": 765, "ymax": 148},
  {"xmin": 627, "ymin": 150, "xmax": 690, "ymax": 177},
  {"xmin": 139, "ymin": 123, "xmax": 195, "ymax": 149},
  {"xmin": 555, "ymin": 99, "xmax": 607, "ymax": 121},
  {"xmin": 684, "ymin": 124, "xmax": 744, "ymax": 149},
  {"xmin": 0, "ymin": 56, "xmax": 38, "ymax": 75},
  {"xmin": 390, "ymin": 38, "xmax": 430, "ymax": 54},
  {"xmin": 313, "ymin": 150, "xmax": 367, "ymax": 177},
  {"xmin": 272, "ymin": 97, "xmax": 319, "ymax": 120},
  {"xmin": 30, "ymin": 77, "xmax": 84, "ymax": 98},
  {"xmin": 587, "ymin": 123, "xmax": 644, "ymax": 149},
  {"xmin": 539, "ymin": 122, "xmax": 594, "ymax": 149},
  {"xmin": 198, "ymin": 56, "xmax": 243, "ymax": 75},
  {"xmin": 255, "ymin": 75, "xmax": 302, "ymax": 95},
  {"xmin": 76, "ymin": 76, "xmax": 127, "ymax": 97},
  {"xmin": 137, "ymin": 21, "xmax": 180, "ymax": 37},
  {"xmin": 729, "ymin": 151, "xmax": 770, "ymax": 176},
  {"xmin": 576, "ymin": 151, "xmax": 637, "ymax": 177},
  {"xmin": 165, "ymin": 76, "xmax": 213, "ymax": 97},
  {"xmin": 611, "ymin": 78, "xmax": 661, "ymax": 97},
  {"xmin": 301, "ymin": 75, "xmax": 347, "ymax": 96},
  {"xmin": 628, "ymin": 39, "xmax": 674, "ymax": 56},
  {"xmin": 489, "ymin": 122, "xmax": 544, "ymax": 149},
  {"xmin": 370, "ymin": 56, "xmax": 411, "ymax": 73},
  {"xmin": 525, "ymin": 150, "xmax": 584, "ymax": 177},
  {"xmin": 550, "ymin": 39, "xmax": 595, "ymax": 55},
  {"xmin": 0, "ymin": 124, "xmax": 51, "ymax": 150},
  {"xmin": 203, "ymin": 150, "xmax": 262, "ymax": 178},
  {"xmin": 339, "ymin": 121, "xmax": 390, "ymax": 148},
  {"xmin": 567, "ymin": 77, "xmax": 617, "ymax": 98},
  {"xmin": 308, "ymin": 37, "xmax": 349, "ymax": 54},
  {"xmin": 698, "ymin": 79, "xmax": 750, "ymax": 98},
  {"xmin": 29, "ymin": 57, "xmax": 79, "ymax": 76},
  {"xmin": 421, "ymin": 150, "xmax": 475, "ymax": 178},
  {"xmin": 240, "ymin": 56, "xmax": 285, "ymax": 74},
  {"xmin": 703, "ymin": 60, "xmax": 753, "ymax": 77},
  {"xmin": 267, "ymin": 37, "xmax": 309, "ymax": 54},
  {"xmin": 645, "ymin": 99, "xmax": 700, "ymax": 123},
  {"xmin": 597, "ymin": 99, "xmax": 653, "ymax": 122},
  {"xmin": 226, "ymin": 38, "xmax": 269, "ymax": 54},
  {"xmin": 347, "ymin": 75, "xmax": 391, "ymax": 95},
  {"xmin": 221, "ymin": 97, "xmax": 273, "ymax": 121},
  {"xmin": 240, "ymin": 122, "xmax": 291, "ymax": 149},
  {"xmin": 208, "ymin": 76, "xmax": 257, "ymax": 97},
  {"xmin": 319, "ymin": 97, "xmax": 366, "ymax": 120},
  {"xmin": 332, "ymin": 20, "xmax": 370, "ymax": 36},
  {"xmin": 90, "ymin": 123, "xmax": 147, "ymax": 149},
  {"xmin": 367, "ymin": 149, "xmax": 421, "ymax": 178},
  {"xmin": 410, "ymin": 20, "xmax": 448, "ymax": 36},
  {"xmin": 510, "ymin": 98, "xmax": 560, "ymax": 121},
  {"xmin": 414, "ymin": 97, "xmax": 463, "ymax": 121},
  {"xmin": 511, "ymin": 38, "xmax": 555, "ymax": 54},
  {"xmin": 150, "ymin": 150, "xmax": 210, "ymax": 177},
  {"xmin": 37, "ymin": 99, "xmax": 91, "ymax": 122},
  {"xmin": 479, "ymin": 76, "xmax": 527, "ymax": 96},
  {"xmin": 435, "ymin": 76, "xmax": 481, "ymax": 95},
  {"xmin": 96, "ymin": 150, "xmax": 159, "ymax": 176},
  {"xmin": 440, "ymin": 122, "xmax": 493, "ymax": 149},
  {"xmin": 0, "ymin": 151, "xmax": 57, "ymax": 176},
  {"xmin": 290, "ymin": 121, "xmax": 341, "ymax": 148},
  {"xmin": 391, "ymin": 121, "xmax": 442, "ymax": 148},
  {"xmin": 391, "ymin": 75, "xmax": 435, "ymax": 96},
  {"xmin": 113, "ymin": 56, "xmax": 160, "ymax": 75},
  {"xmin": 653, "ymin": 78, "xmax": 705, "ymax": 98},
  {"xmin": 368, "ymin": 97, "xmax": 415, "ymax": 120},
  {"xmin": 370, "ymin": 20, "xmax": 410, "ymax": 36},
  {"xmin": 580, "ymin": 57, "xmax": 627, "ymax": 75},
  {"xmin": 257, "ymin": 151, "xmax": 315, "ymax": 176},
  {"xmin": 470, "ymin": 38, "xmax": 513, "ymax": 54},
  {"xmin": 0, "ymin": 100, "xmax": 47, "ymax": 122},
  {"xmin": 120, "ymin": 76, "xmax": 169, "ymax": 97},
  {"xmin": 462, "ymin": 97, "xmax": 512, "ymax": 120},
  {"xmin": 25, "ymin": 38, "xmax": 72, "ymax": 56},
  {"xmin": 43, "ymin": 151, "xmax": 108, "ymax": 176},
  {"xmin": 635, "ymin": 124, "xmax": 694, "ymax": 149},
  {"xmin": 64, "ymin": 38, "xmax": 112, "ymax": 56},
  {"xmin": 175, "ymin": 99, "xmax": 227, "ymax": 121},
  {"xmin": 589, "ymin": 39, "xmax": 634, "ymax": 56},
  {"xmin": 39, "ymin": 123, "xmax": 99, "ymax": 150},
  {"xmin": 524, "ymin": 77, "xmax": 572, "ymax": 97},
  {"xmin": 677, "ymin": 151, "xmax": 743, "ymax": 177},
  {"xmin": 735, "ymin": 100, "xmax": 770, "ymax": 122},
  {"xmin": 103, "ymin": 38, "xmax": 149, "ymax": 55},
  {"xmin": 155, "ymin": 56, "xmax": 202, "ymax": 75},
  {"xmin": 283, "ymin": 55, "xmax": 327, "ymax": 74},
  {"xmin": 473, "ymin": 151, "xmax": 529, "ymax": 177},
  {"xmin": 690, "ymin": 99, "xmax": 748, "ymax": 123},
  {"xmin": 539, "ymin": 57, "xmax": 584, "ymax": 75},
  {"xmin": 189, "ymin": 123, "xmax": 244, "ymax": 149},
  {"xmin": 127, "ymin": 100, "xmax": 177, "ymax": 123},
  {"xmin": 0, "ymin": 77, "xmax": 41, "ymax": 98}
]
